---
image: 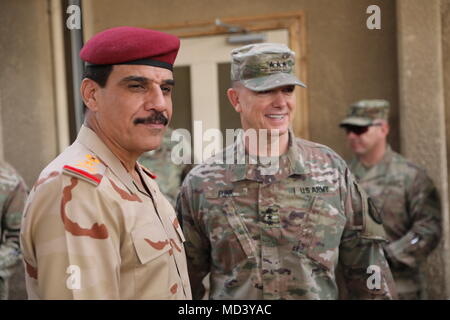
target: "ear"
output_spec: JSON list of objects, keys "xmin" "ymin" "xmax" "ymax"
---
[
  {"xmin": 80, "ymin": 78, "xmax": 100, "ymax": 112},
  {"xmin": 227, "ymin": 88, "xmax": 242, "ymax": 113}
]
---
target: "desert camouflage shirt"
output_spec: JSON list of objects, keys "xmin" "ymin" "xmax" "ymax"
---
[
  {"xmin": 349, "ymin": 146, "xmax": 441, "ymax": 294},
  {"xmin": 20, "ymin": 125, "xmax": 191, "ymax": 300},
  {"xmin": 0, "ymin": 162, "xmax": 27, "ymax": 299},
  {"xmin": 177, "ymin": 131, "xmax": 397, "ymax": 300}
]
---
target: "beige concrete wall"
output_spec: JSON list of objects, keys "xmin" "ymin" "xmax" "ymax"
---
[
  {"xmin": 397, "ymin": 0, "xmax": 449, "ymax": 299},
  {"xmin": 442, "ymin": 0, "xmax": 450, "ymax": 300},
  {"xmin": 0, "ymin": 0, "xmax": 60, "ymax": 300},
  {"xmin": 0, "ymin": 0, "xmax": 58, "ymax": 188},
  {"xmin": 82, "ymin": 0, "xmax": 399, "ymax": 160},
  {"xmin": 0, "ymin": 89, "xmax": 4, "ymax": 162}
]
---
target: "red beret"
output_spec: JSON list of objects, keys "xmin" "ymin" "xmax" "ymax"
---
[{"xmin": 80, "ymin": 26, "xmax": 180, "ymax": 70}]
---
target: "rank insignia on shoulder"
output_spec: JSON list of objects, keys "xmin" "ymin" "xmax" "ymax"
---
[
  {"xmin": 74, "ymin": 154, "xmax": 101, "ymax": 173},
  {"xmin": 63, "ymin": 165, "xmax": 103, "ymax": 186},
  {"xmin": 62, "ymin": 154, "xmax": 106, "ymax": 186}
]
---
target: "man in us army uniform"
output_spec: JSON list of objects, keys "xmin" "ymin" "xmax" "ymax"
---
[
  {"xmin": 20, "ymin": 27, "xmax": 191, "ymax": 299},
  {"xmin": 177, "ymin": 43, "xmax": 397, "ymax": 299},
  {"xmin": 0, "ymin": 162, "xmax": 27, "ymax": 299},
  {"xmin": 340, "ymin": 100, "xmax": 441, "ymax": 299}
]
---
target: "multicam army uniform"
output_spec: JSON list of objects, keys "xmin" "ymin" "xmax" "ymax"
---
[
  {"xmin": 177, "ymin": 130, "xmax": 397, "ymax": 300},
  {"xmin": 0, "ymin": 162, "xmax": 27, "ymax": 299},
  {"xmin": 349, "ymin": 146, "xmax": 441, "ymax": 299},
  {"xmin": 139, "ymin": 127, "xmax": 192, "ymax": 207},
  {"xmin": 20, "ymin": 125, "xmax": 192, "ymax": 299}
]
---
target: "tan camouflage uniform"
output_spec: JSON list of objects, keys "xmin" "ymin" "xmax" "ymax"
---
[
  {"xmin": 0, "ymin": 162, "xmax": 27, "ymax": 299},
  {"xmin": 349, "ymin": 146, "xmax": 441, "ymax": 299},
  {"xmin": 139, "ymin": 127, "xmax": 192, "ymax": 207},
  {"xmin": 20, "ymin": 125, "xmax": 192, "ymax": 299},
  {"xmin": 177, "ymin": 130, "xmax": 397, "ymax": 300}
]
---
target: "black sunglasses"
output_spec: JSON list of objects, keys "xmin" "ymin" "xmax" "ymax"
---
[{"xmin": 343, "ymin": 124, "xmax": 382, "ymax": 135}]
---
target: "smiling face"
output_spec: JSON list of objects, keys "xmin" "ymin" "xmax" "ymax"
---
[
  {"xmin": 81, "ymin": 64, "xmax": 174, "ymax": 157},
  {"xmin": 227, "ymin": 83, "xmax": 296, "ymax": 138}
]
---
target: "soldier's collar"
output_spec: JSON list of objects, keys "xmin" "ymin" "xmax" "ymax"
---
[
  {"xmin": 76, "ymin": 125, "xmax": 139, "ymax": 195},
  {"xmin": 229, "ymin": 129, "xmax": 308, "ymax": 182},
  {"xmin": 286, "ymin": 129, "xmax": 309, "ymax": 175}
]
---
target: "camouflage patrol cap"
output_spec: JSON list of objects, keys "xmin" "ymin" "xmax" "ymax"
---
[
  {"xmin": 340, "ymin": 99, "xmax": 390, "ymax": 127},
  {"xmin": 230, "ymin": 43, "xmax": 306, "ymax": 91}
]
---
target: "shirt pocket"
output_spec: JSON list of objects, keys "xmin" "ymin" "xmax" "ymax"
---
[
  {"xmin": 131, "ymin": 223, "xmax": 171, "ymax": 265},
  {"xmin": 292, "ymin": 196, "xmax": 346, "ymax": 271},
  {"xmin": 205, "ymin": 198, "xmax": 257, "ymax": 273},
  {"xmin": 131, "ymin": 223, "xmax": 173, "ymax": 299},
  {"xmin": 222, "ymin": 198, "xmax": 257, "ymax": 259}
]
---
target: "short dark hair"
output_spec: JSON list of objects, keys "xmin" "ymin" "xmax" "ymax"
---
[
  {"xmin": 82, "ymin": 65, "xmax": 113, "ymax": 112},
  {"xmin": 82, "ymin": 64, "xmax": 113, "ymax": 87}
]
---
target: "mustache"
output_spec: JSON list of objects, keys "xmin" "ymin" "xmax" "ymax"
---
[{"xmin": 133, "ymin": 112, "xmax": 169, "ymax": 126}]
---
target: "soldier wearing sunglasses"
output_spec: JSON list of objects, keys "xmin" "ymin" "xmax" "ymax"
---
[{"xmin": 340, "ymin": 99, "xmax": 442, "ymax": 300}]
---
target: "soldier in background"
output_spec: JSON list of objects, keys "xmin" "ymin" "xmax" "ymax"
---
[
  {"xmin": 177, "ymin": 43, "xmax": 397, "ymax": 300},
  {"xmin": 0, "ymin": 161, "xmax": 27, "ymax": 299},
  {"xmin": 139, "ymin": 127, "xmax": 193, "ymax": 207},
  {"xmin": 340, "ymin": 99, "xmax": 442, "ymax": 299}
]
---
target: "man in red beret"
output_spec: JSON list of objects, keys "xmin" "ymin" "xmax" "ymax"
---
[{"xmin": 20, "ymin": 26, "xmax": 192, "ymax": 299}]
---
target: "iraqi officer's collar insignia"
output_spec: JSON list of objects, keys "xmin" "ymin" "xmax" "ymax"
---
[{"xmin": 138, "ymin": 163, "xmax": 157, "ymax": 180}]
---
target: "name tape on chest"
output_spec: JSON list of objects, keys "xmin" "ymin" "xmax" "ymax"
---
[{"xmin": 296, "ymin": 186, "xmax": 329, "ymax": 194}]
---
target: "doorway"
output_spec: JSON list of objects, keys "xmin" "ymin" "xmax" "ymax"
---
[{"xmin": 151, "ymin": 12, "xmax": 309, "ymax": 153}]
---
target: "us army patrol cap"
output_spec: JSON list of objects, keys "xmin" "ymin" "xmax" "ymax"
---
[
  {"xmin": 340, "ymin": 99, "xmax": 390, "ymax": 127},
  {"xmin": 230, "ymin": 43, "xmax": 306, "ymax": 91},
  {"xmin": 80, "ymin": 26, "xmax": 180, "ymax": 70}
]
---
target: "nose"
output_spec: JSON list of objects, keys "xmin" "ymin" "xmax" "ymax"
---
[
  {"xmin": 144, "ymin": 85, "xmax": 167, "ymax": 112},
  {"xmin": 272, "ymin": 90, "xmax": 288, "ymax": 108},
  {"xmin": 346, "ymin": 131, "xmax": 359, "ymax": 139}
]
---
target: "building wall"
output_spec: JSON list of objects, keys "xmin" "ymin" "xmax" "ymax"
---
[
  {"xmin": 442, "ymin": 0, "xmax": 450, "ymax": 299},
  {"xmin": 0, "ymin": 0, "xmax": 58, "ymax": 188},
  {"xmin": 396, "ymin": 0, "xmax": 449, "ymax": 299},
  {"xmin": 0, "ymin": 0, "xmax": 59, "ymax": 299},
  {"xmin": 82, "ymin": 0, "xmax": 400, "ymax": 160}
]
